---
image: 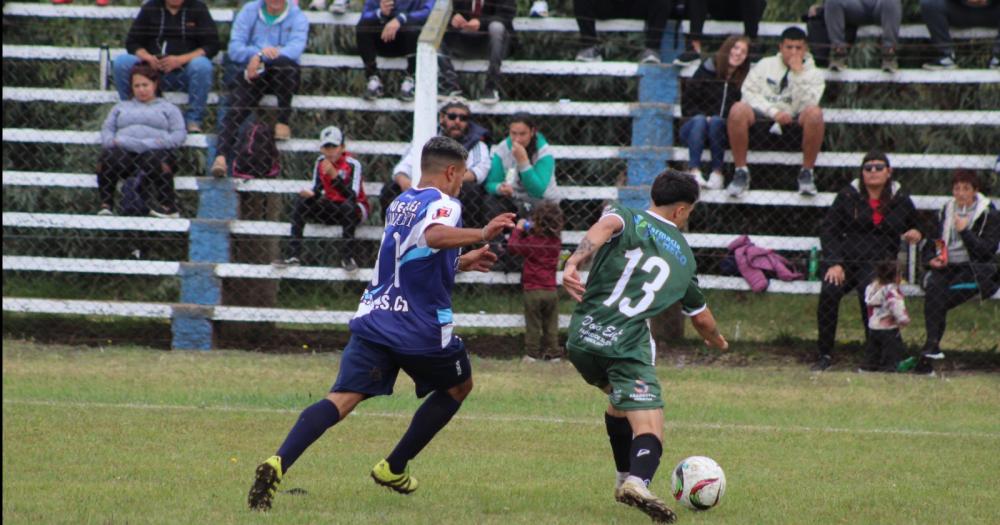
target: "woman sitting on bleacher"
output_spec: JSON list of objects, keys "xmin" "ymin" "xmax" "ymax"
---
[
  {"xmin": 920, "ymin": 170, "xmax": 1000, "ymax": 366},
  {"xmin": 97, "ymin": 63, "xmax": 186, "ymax": 218},
  {"xmin": 484, "ymin": 112, "xmax": 561, "ymax": 217},
  {"xmin": 812, "ymin": 151, "xmax": 922, "ymax": 371},
  {"xmin": 680, "ymin": 35, "xmax": 751, "ymax": 190}
]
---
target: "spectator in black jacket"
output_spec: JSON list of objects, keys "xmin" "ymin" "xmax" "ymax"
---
[
  {"xmin": 920, "ymin": 0, "xmax": 1000, "ymax": 70},
  {"xmin": 675, "ymin": 0, "xmax": 767, "ymax": 65},
  {"xmin": 438, "ymin": 0, "xmax": 516, "ymax": 104},
  {"xmin": 113, "ymin": 0, "xmax": 220, "ymax": 133},
  {"xmin": 813, "ymin": 151, "xmax": 922, "ymax": 371},
  {"xmin": 920, "ymin": 170, "xmax": 1000, "ymax": 360},
  {"xmin": 679, "ymin": 35, "xmax": 750, "ymax": 190}
]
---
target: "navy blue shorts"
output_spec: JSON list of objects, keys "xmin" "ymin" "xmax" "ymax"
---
[{"xmin": 332, "ymin": 335, "xmax": 472, "ymax": 398}]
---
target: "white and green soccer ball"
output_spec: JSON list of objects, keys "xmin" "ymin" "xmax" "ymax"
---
[{"xmin": 671, "ymin": 456, "xmax": 726, "ymax": 510}]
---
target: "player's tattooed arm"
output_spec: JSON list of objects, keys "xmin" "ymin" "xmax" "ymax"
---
[{"xmin": 562, "ymin": 215, "xmax": 624, "ymax": 302}]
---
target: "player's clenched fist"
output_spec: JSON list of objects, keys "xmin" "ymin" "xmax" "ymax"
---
[{"xmin": 458, "ymin": 245, "xmax": 498, "ymax": 273}]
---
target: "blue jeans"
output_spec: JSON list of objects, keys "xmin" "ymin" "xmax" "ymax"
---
[
  {"xmin": 113, "ymin": 54, "xmax": 214, "ymax": 125},
  {"xmin": 679, "ymin": 114, "xmax": 727, "ymax": 172}
]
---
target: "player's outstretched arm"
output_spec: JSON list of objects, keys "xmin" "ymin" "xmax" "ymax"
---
[
  {"xmin": 424, "ymin": 213, "xmax": 516, "ymax": 250},
  {"xmin": 562, "ymin": 215, "xmax": 623, "ymax": 302},
  {"xmin": 690, "ymin": 308, "xmax": 729, "ymax": 350}
]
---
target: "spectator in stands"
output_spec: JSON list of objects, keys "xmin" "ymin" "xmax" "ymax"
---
[
  {"xmin": 920, "ymin": 0, "xmax": 1000, "ymax": 70},
  {"xmin": 825, "ymin": 0, "xmax": 902, "ymax": 72},
  {"xmin": 508, "ymin": 202, "xmax": 565, "ymax": 362},
  {"xmin": 279, "ymin": 126, "xmax": 370, "ymax": 270},
  {"xmin": 437, "ymin": 0, "xmax": 516, "ymax": 104},
  {"xmin": 573, "ymin": 0, "xmax": 671, "ymax": 63},
  {"xmin": 813, "ymin": 151, "xmax": 922, "ymax": 371},
  {"xmin": 98, "ymin": 63, "xmax": 186, "ymax": 218},
  {"xmin": 675, "ymin": 0, "xmax": 768, "ymax": 65},
  {"xmin": 680, "ymin": 35, "xmax": 751, "ymax": 190},
  {"xmin": 485, "ymin": 112, "xmax": 560, "ymax": 216},
  {"xmin": 920, "ymin": 170, "xmax": 1000, "ymax": 362},
  {"xmin": 381, "ymin": 100, "xmax": 493, "ymax": 227},
  {"xmin": 357, "ymin": 0, "xmax": 434, "ymax": 101},
  {"xmin": 113, "ymin": 0, "xmax": 220, "ymax": 133},
  {"xmin": 52, "ymin": 0, "xmax": 110, "ymax": 6},
  {"xmin": 726, "ymin": 27, "xmax": 826, "ymax": 197},
  {"xmin": 211, "ymin": 0, "xmax": 309, "ymax": 177}
]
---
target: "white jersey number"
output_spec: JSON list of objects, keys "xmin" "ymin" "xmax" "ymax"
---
[{"xmin": 602, "ymin": 248, "xmax": 671, "ymax": 317}]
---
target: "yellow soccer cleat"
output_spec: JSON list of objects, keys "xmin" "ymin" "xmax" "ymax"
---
[
  {"xmin": 618, "ymin": 478, "xmax": 677, "ymax": 523},
  {"xmin": 247, "ymin": 455, "xmax": 283, "ymax": 511},
  {"xmin": 370, "ymin": 459, "xmax": 418, "ymax": 494}
]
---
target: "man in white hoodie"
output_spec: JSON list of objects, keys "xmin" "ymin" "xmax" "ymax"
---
[{"xmin": 725, "ymin": 26, "xmax": 826, "ymax": 197}]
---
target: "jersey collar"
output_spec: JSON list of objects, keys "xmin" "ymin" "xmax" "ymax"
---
[{"xmin": 644, "ymin": 209, "xmax": 678, "ymax": 229}]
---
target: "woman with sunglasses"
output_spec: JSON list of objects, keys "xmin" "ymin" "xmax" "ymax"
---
[
  {"xmin": 812, "ymin": 151, "xmax": 922, "ymax": 371},
  {"xmin": 919, "ymin": 170, "xmax": 999, "ymax": 366}
]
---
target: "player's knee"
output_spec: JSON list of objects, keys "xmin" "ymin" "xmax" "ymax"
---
[
  {"xmin": 448, "ymin": 377, "xmax": 474, "ymax": 401},
  {"xmin": 325, "ymin": 391, "xmax": 363, "ymax": 417}
]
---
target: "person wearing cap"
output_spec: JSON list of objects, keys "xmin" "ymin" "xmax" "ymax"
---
[
  {"xmin": 380, "ymin": 100, "xmax": 493, "ymax": 227},
  {"xmin": 437, "ymin": 0, "xmax": 516, "ymax": 104},
  {"xmin": 812, "ymin": 151, "xmax": 922, "ymax": 371},
  {"xmin": 278, "ymin": 126, "xmax": 370, "ymax": 270}
]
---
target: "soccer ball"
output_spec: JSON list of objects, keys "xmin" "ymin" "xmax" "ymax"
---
[{"xmin": 671, "ymin": 456, "xmax": 726, "ymax": 510}]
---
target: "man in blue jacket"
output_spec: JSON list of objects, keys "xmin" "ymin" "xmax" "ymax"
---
[
  {"xmin": 211, "ymin": 0, "xmax": 309, "ymax": 177},
  {"xmin": 357, "ymin": 0, "xmax": 435, "ymax": 101}
]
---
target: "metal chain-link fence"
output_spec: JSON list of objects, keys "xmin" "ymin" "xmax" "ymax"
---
[{"xmin": 3, "ymin": 0, "xmax": 999, "ymax": 367}]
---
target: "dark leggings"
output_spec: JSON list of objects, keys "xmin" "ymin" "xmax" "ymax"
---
[
  {"xmin": 356, "ymin": 17, "xmax": 420, "ymax": 77},
  {"xmin": 288, "ymin": 197, "xmax": 360, "ymax": 259},
  {"xmin": 922, "ymin": 264, "xmax": 980, "ymax": 350},
  {"xmin": 575, "ymin": 0, "xmax": 673, "ymax": 50},
  {"xmin": 816, "ymin": 263, "xmax": 874, "ymax": 357},
  {"xmin": 218, "ymin": 56, "xmax": 300, "ymax": 159},
  {"xmin": 96, "ymin": 147, "xmax": 176, "ymax": 210},
  {"xmin": 687, "ymin": 0, "xmax": 767, "ymax": 41}
]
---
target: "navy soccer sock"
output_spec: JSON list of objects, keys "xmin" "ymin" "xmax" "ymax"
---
[
  {"xmin": 275, "ymin": 399, "xmax": 341, "ymax": 474},
  {"xmin": 386, "ymin": 390, "xmax": 462, "ymax": 474},
  {"xmin": 629, "ymin": 433, "xmax": 662, "ymax": 487},
  {"xmin": 605, "ymin": 413, "xmax": 633, "ymax": 474}
]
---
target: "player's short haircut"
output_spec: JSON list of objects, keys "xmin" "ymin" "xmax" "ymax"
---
[
  {"xmin": 650, "ymin": 169, "xmax": 700, "ymax": 207},
  {"xmin": 781, "ymin": 27, "xmax": 807, "ymax": 43},
  {"xmin": 420, "ymin": 136, "xmax": 468, "ymax": 175}
]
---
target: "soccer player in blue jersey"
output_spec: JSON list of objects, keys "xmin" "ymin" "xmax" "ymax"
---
[{"xmin": 248, "ymin": 136, "xmax": 516, "ymax": 511}]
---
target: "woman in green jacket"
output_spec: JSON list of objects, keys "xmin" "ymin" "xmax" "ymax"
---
[{"xmin": 485, "ymin": 112, "xmax": 560, "ymax": 216}]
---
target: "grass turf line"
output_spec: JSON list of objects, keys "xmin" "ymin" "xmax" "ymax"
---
[{"xmin": 3, "ymin": 340, "xmax": 999, "ymax": 524}]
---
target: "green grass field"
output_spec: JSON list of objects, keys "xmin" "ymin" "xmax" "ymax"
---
[{"xmin": 3, "ymin": 340, "xmax": 999, "ymax": 524}]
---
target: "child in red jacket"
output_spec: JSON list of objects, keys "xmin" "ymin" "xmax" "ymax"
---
[
  {"xmin": 508, "ymin": 201, "xmax": 564, "ymax": 361},
  {"xmin": 280, "ymin": 126, "xmax": 370, "ymax": 270}
]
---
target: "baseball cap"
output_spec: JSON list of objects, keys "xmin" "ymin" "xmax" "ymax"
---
[{"xmin": 319, "ymin": 126, "xmax": 343, "ymax": 147}]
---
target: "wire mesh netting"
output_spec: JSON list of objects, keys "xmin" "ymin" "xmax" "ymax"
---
[{"xmin": 3, "ymin": 0, "xmax": 999, "ymax": 365}]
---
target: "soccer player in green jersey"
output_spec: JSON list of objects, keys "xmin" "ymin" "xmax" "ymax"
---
[{"xmin": 562, "ymin": 169, "xmax": 728, "ymax": 523}]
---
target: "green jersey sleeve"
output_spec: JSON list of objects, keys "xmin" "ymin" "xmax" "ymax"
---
[
  {"xmin": 601, "ymin": 204, "xmax": 637, "ymax": 247},
  {"xmin": 680, "ymin": 275, "xmax": 707, "ymax": 316}
]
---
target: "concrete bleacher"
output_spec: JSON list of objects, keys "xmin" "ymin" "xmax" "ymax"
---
[{"xmin": 4, "ymin": 3, "xmax": 998, "ymax": 349}]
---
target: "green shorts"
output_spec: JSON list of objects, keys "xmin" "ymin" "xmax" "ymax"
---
[{"xmin": 567, "ymin": 345, "xmax": 663, "ymax": 411}]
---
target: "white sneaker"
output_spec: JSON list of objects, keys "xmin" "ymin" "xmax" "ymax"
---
[
  {"xmin": 705, "ymin": 170, "xmax": 724, "ymax": 190},
  {"xmin": 529, "ymin": 0, "xmax": 548, "ymax": 17},
  {"xmin": 398, "ymin": 76, "xmax": 415, "ymax": 102},
  {"xmin": 308, "ymin": 0, "xmax": 327, "ymax": 10},
  {"xmin": 687, "ymin": 167, "xmax": 706, "ymax": 186},
  {"xmin": 618, "ymin": 478, "xmax": 677, "ymax": 523},
  {"xmin": 330, "ymin": 0, "xmax": 348, "ymax": 14}
]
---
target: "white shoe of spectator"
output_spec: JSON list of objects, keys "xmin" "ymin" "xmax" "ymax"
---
[
  {"xmin": 922, "ymin": 54, "xmax": 957, "ymax": 70},
  {"xmin": 638, "ymin": 48, "xmax": 661, "ymax": 64},
  {"xmin": 330, "ymin": 0, "xmax": 348, "ymax": 14},
  {"xmin": 308, "ymin": 0, "xmax": 327, "ymax": 10},
  {"xmin": 529, "ymin": 1, "xmax": 548, "ymax": 18},
  {"xmin": 687, "ymin": 167, "xmax": 705, "ymax": 186},
  {"xmin": 704, "ymin": 170, "xmax": 725, "ymax": 190},
  {"xmin": 398, "ymin": 76, "xmax": 416, "ymax": 102},
  {"xmin": 798, "ymin": 168, "xmax": 817, "ymax": 196},
  {"xmin": 97, "ymin": 207, "xmax": 114, "ymax": 216},
  {"xmin": 990, "ymin": 56, "xmax": 1000, "ymax": 70},
  {"xmin": 480, "ymin": 88, "xmax": 500, "ymax": 105},
  {"xmin": 364, "ymin": 75, "xmax": 384, "ymax": 100},
  {"xmin": 575, "ymin": 46, "xmax": 603, "ymax": 62}
]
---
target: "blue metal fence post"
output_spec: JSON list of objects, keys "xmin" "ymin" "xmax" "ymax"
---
[{"xmin": 171, "ymin": 177, "xmax": 238, "ymax": 350}]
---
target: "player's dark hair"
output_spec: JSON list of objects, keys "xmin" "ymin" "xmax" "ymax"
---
[
  {"xmin": 529, "ymin": 200, "xmax": 564, "ymax": 239},
  {"xmin": 874, "ymin": 260, "xmax": 899, "ymax": 285},
  {"xmin": 420, "ymin": 136, "xmax": 468, "ymax": 176},
  {"xmin": 650, "ymin": 169, "xmax": 700, "ymax": 207},
  {"xmin": 780, "ymin": 26, "xmax": 807, "ymax": 43},
  {"xmin": 509, "ymin": 112, "xmax": 538, "ymax": 161},
  {"xmin": 951, "ymin": 169, "xmax": 980, "ymax": 190}
]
